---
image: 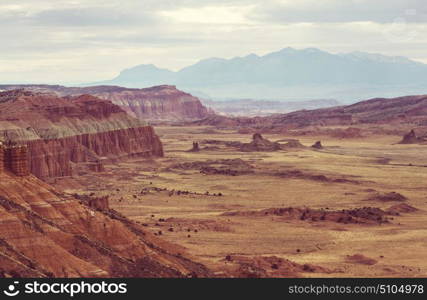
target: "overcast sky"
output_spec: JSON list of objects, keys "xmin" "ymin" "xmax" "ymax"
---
[{"xmin": 0, "ymin": 0, "xmax": 426, "ymax": 84}]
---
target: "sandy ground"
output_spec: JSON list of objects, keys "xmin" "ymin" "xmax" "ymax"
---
[{"xmin": 55, "ymin": 126, "xmax": 427, "ymax": 277}]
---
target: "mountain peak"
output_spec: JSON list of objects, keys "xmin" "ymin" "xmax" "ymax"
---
[
  {"xmin": 302, "ymin": 47, "xmax": 324, "ymax": 53},
  {"xmin": 121, "ymin": 64, "xmax": 166, "ymax": 73},
  {"xmin": 245, "ymin": 53, "xmax": 259, "ymax": 59},
  {"xmin": 194, "ymin": 57, "xmax": 227, "ymax": 65},
  {"xmin": 262, "ymin": 47, "xmax": 329, "ymax": 58}
]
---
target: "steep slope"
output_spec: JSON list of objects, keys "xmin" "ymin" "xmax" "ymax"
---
[
  {"xmin": 0, "ymin": 85, "xmax": 210, "ymax": 122},
  {"xmin": 85, "ymin": 48, "xmax": 427, "ymax": 101},
  {"xmin": 0, "ymin": 171, "xmax": 211, "ymax": 277},
  {"xmin": 0, "ymin": 90, "xmax": 163, "ymax": 178}
]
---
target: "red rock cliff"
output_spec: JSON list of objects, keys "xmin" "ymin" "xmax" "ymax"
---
[
  {"xmin": 4, "ymin": 146, "xmax": 30, "ymax": 177},
  {"xmin": 26, "ymin": 126, "xmax": 163, "ymax": 178},
  {"xmin": 0, "ymin": 90, "xmax": 164, "ymax": 179}
]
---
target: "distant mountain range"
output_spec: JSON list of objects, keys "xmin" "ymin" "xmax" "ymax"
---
[{"xmin": 88, "ymin": 47, "xmax": 427, "ymax": 103}]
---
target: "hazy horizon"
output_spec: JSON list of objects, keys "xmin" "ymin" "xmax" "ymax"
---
[
  {"xmin": 1, "ymin": 0, "xmax": 427, "ymax": 84},
  {"xmin": 4, "ymin": 46, "xmax": 424, "ymax": 85}
]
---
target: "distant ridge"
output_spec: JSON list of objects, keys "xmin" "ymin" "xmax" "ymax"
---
[
  {"xmin": 88, "ymin": 47, "xmax": 427, "ymax": 102},
  {"xmin": 194, "ymin": 94, "xmax": 427, "ymax": 129}
]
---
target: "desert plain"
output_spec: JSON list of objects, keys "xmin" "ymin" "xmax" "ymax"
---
[{"xmin": 53, "ymin": 125, "xmax": 427, "ymax": 277}]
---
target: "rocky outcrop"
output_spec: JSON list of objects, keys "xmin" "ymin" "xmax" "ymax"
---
[
  {"xmin": 172, "ymin": 159, "xmax": 254, "ymax": 176},
  {"xmin": 0, "ymin": 85, "xmax": 210, "ymax": 122},
  {"xmin": 240, "ymin": 133, "xmax": 282, "ymax": 152},
  {"xmin": 311, "ymin": 141, "xmax": 323, "ymax": 149},
  {"xmin": 368, "ymin": 192, "xmax": 407, "ymax": 202},
  {"xmin": 222, "ymin": 206, "xmax": 411, "ymax": 225},
  {"xmin": 0, "ymin": 172, "xmax": 212, "ymax": 277},
  {"xmin": 188, "ymin": 142, "xmax": 200, "ymax": 152},
  {"xmin": 0, "ymin": 90, "xmax": 164, "ymax": 179},
  {"xmin": 280, "ymin": 139, "xmax": 306, "ymax": 149},
  {"xmin": 398, "ymin": 130, "xmax": 426, "ymax": 144}
]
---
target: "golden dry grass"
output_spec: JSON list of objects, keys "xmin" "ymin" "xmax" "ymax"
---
[{"xmin": 59, "ymin": 126, "xmax": 427, "ymax": 277}]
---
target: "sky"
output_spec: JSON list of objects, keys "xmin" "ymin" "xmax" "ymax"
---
[{"xmin": 0, "ymin": 0, "xmax": 426, "ymax": 84}]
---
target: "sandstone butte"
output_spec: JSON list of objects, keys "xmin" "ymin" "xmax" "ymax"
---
[
  {"xmin": 0, "ymin": 84, "xmax": 210, "ymax": 122},
  {"xmin": 0, "ymin": 89, "xmax": 164, "ymax": 178}
]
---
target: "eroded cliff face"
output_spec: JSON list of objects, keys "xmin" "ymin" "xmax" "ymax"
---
[
  {"xmin": 0, "ymin": 85, "xmax": 210, "ymax": 122},
  {"xmin": 26, "ymin": 127, "xmax": 163, "ymax": 178},
  {"xmin": 0, "ymin": 172, "xmax": 211, "ymax": 277},
  {"xmin": 89, "ymin": 85, "xmax": 209, "ymax": 121},
  {"xmin": 0, "ymin": 90, "xmax": 164, "ymax": 179},
  {"xmin": 0, "ymin": 90, "xmax": 146, "ymax": 140}
]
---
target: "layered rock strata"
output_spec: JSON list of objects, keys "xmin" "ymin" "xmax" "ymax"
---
[
  {"xmin": 0, "ymin": 85, "xmax": 210, "ymax": 121},
  {"xmin": 0, "ymin": 172, "xmax": 211, "ymax": 277},
  {"xmin": 0, "ymin": 90, "xmax": 164, "ymax": 178},
  {"xmin": 25, "ymin": 126, "xmax": 163, "ymax": 178},
  {"xmin": 0, "ymin": 144, "xmax": 30, "ymax": 176}
]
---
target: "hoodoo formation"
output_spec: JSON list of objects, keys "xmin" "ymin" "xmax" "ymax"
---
[
  {"xmin": 398, "ymin": 129, "xmax": 426, "ymax": 144},
  {"xmin": 188, "ymin": 142, "xmax": 200, "ymax": 152},
  {"xmin": 0, "ymin": 90, "xmax": 164, "ymax": 178}
]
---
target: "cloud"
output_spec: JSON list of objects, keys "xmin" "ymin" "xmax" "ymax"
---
[
  {"xmin": 30, "ymin": 7, "xmax": 158, "ymax": 27},
  {"xmin": 251, "ymin": 0, "xmax": 427, "ymax": 24},
  {"xmin": 160, "ymin": 5, "xmax": 254, "ymax": 25},
  {"xmin": 0, "ymin": 0, "xmax": 427, "ymax": 84}
]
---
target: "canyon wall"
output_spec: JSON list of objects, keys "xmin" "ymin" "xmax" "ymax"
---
[{"xmin": 26, "ymin": 126, "xmax": 163, "ymax": 178}]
